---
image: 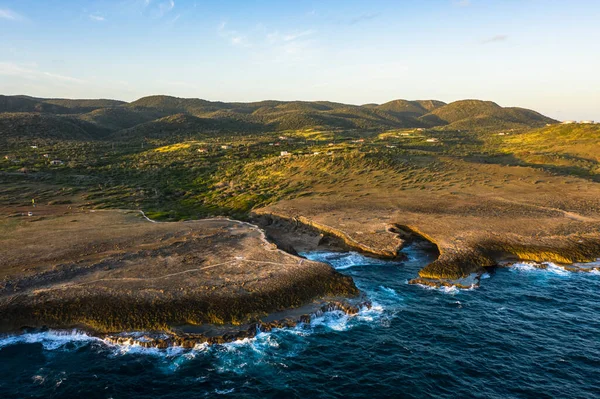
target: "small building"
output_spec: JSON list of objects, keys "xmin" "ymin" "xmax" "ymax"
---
[
  {"xmin": 197, "ymin": 148, "xmax": 208, "ymax": 153},
  {"xmin": 220, "ymin": 145, "xmax": 231, "ymax": 150},
  {"xmin": 562, "ymin": 120, "xmax": 576, "ymax": 124},
  {"xmin": 43, "ymin": 154, "xmax": 50, "ymax": 158},
  {"xmin": 50, "ymin": 160, "xmax": 64, "ymax": 165},
  {"xmin": 581, "ymin": 120, "xmax": 594, "ymax": 124},
  {"xmin": 278, "ymin": 136, "xmax": 288, "ymax": 140},
  {"xmin": 313, "ymin": 151, "xmax": 320, "ymax": 155},
  {"xmin": 426, "ymin": 138, "xmax": 439, "ymax": 143},
  {"xmin": 386, "ymin": 145, "xmax": 397, "ymax": 148},
  {"xmin": 280, "ymin": 151, "xmax": 290, "ymax": 157},
  {"xmin": 400, "ymin": 133, "xmax": 411, "ymax": 136},
  {"xmin": 30, "ymin": 145, "xmax": 38, "ymax": 149}
]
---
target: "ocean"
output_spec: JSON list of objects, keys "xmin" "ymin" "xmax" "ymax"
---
[{"xmin": 2, "ymin": 246, "xmax": 599, "ymax": 398}]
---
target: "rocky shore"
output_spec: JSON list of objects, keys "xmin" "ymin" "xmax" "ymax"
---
[
  {"xmin": 256, "ymin": 162, "xmax": 600, "ymax": 286},
  {"xmin": 0, "ymin": 210, "xmax": 358, "ymax": 334},
  {"xmin": 102, "ymin": 300, "xmax": 371, "ymax": 349}
]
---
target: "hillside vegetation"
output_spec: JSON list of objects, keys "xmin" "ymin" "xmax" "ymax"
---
[
  {"xmin": 2, "ymin": 95, "xmax": 599, "ymax": 283},
  {"xmin": 0, "ymin": 95, "xmax": 557, "ymax": 142}
]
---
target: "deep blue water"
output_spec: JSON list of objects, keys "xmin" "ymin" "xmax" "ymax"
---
[{"xmin": 2, "ymin": 247, "xmax": 600, "ymax": 399}]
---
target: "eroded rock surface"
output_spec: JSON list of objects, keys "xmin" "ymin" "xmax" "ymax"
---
[{"xmin": 0, "ymin": 210, "xmax": 358, "ymax": 333}]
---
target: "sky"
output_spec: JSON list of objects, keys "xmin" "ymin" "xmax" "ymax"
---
[{"xmin": 0, "ymin": 0, "xmax": 599, "ymax": 120}]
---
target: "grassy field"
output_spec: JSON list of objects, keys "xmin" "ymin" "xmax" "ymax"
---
[{"xmin": 2, "ymin": 123, "xmax": 599, "ymax": 219}]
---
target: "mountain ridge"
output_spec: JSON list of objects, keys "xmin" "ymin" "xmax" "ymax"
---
[{"xmin": 0, "ymin": 94, "xmax": 559, "ymax": 141}]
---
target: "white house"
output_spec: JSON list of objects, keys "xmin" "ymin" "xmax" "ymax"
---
[
  {"xmin": 280, "ymin": 151, "xmax": 290, "ymax": 157},
  {"xmin": 561, "ymin": 120, "xmax": 576, "ymax": 124},
  {"xmin": 220, "ymin": 145, "xmax": 231, "ymax": 150},
  {"xmin": 581, "ymin": 120, "xmax": 594, "ymax": 124},
  {"xmin": 426, "ymin": 138, "xmax": 439, "ymax": 143}
]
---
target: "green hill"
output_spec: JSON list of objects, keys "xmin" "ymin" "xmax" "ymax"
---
[
  {"xmin": 376, "ymin": 99, "xmax": 446, "ymax": 117},
  {"xmin": 420, "ymin": 100, "xmax": 557, "ymax": 131},
  {"xmin": 0, "ymin": 95, "xmax": 71, "ymax": 114},
  {"xmin": 0, "ymin": 95, "xmax": 559, "ymax": 141},
  {"xmin": 78, "ymin": 107, "xmax": 169, "ymax": 131},
  {"xmin": 112, "ymin": 113, "xmax": 264, "ymax": 140},
  {"xmin": 42, "ymin": 98, "xmax": 126, "ymax": 113},
  {"xmin": 0, "ymin": 113, "xmax": 111, "ymax": 142}
]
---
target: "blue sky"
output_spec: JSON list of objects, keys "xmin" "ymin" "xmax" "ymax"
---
[{"xmin": 0, "ymin": 0, "xmax": 599, "ymax": 120}]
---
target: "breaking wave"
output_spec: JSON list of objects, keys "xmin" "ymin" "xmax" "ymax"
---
[{"xmin": 3, "ymin": 247, "xmax": 600, "ymax": 398}]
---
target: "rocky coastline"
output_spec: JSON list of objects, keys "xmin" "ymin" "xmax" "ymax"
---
[
  {"xmin": 0, "ymin": 211, "xmax": 359, "ymax": 335},
  {"xmin": 101, "ymin": 300, "xmax": 372, "ymax": 349}
]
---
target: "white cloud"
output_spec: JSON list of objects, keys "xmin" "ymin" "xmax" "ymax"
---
[
  {"xmin": 0, "ymin": 8, "xmax": 25, "ymax": 21},
  {"xmin": 283, "ymin": 30, "xmax": 315, "ymax": 42},
  {"xmin": 0, "ymin": 62, "xmax": 85, "ymax": 84},
  {"xmin": 482, "ymin": 34, "xmax": 508, "ymax": 44},
  {"xmin": 137, "ymin": 0, "xmax": 175, "ymax": 18},
  {"xmin": 157, "ymin": 0, "xmax": 175, "ymax": 17},
  {"xmin": 218, "ymin": 22, "xmax": 319, "ymax": 62},
  {"xmin": 218, "ymin": 22, "xmax": 251, "ymax": 47},
  {"xmin": 89, "ymin": 14, "xmax": 105, "ymax": 22}
]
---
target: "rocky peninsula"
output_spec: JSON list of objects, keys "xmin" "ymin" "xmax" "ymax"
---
[{"xmin": 0, "ymin": 210, "xmax": 358, "ymax": 336}]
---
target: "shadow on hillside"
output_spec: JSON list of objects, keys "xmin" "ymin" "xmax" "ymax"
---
[{"xmin": 462, "ymin": 153, "xmax": 600, "ymax": 183}]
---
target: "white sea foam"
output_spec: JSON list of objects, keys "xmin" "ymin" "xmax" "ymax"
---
[
  {"xmin": 0, "ymin": 250, "xmax": 394, "ymax": 367},
  {"xmin": 0, "ymin": 329, "xmax": 99, "ymax": 350},
  {"xmin": 300, "ymin": 251, "xmax": 393, "ymax": 270},
  {"xmin": 415, "ymin": 283, "xmax": 475, "ymax": 295},
  {"xmin": 509, "ymin": 262, "xmax": 570, "ymax": 276},
  {"xmin": 215, "ymin": 388, "xmax": 235, "ymax": 395},
  {"xmin": 379, "ymin": 285, "xmax": 399, "ymax": 298}
]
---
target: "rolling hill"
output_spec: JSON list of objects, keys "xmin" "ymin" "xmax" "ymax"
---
[
  {"xmin": 0, "ymin": 94, "xmax": 559, "ymax": 141},
  {"xmin": 0, "ymin": 95, "xmax": 71, "ymax": 114},
  {"xmin": 419, "ymin": 100, "xmax": 556, "ymax": 131},
  {"xmin": 0, "ymin": 113, "xmax": 111, "ymax": 142}
]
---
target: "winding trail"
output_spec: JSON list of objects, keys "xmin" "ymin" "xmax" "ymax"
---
[
  {"xmin": 18, "ymin": 211, "xmax": 307, "ymax": 295},
  {"xmin": 29, "ymin": 257, "xmax": 305, "ymax": 295}
]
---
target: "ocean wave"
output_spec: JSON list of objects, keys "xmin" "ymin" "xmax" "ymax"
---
[
  {"xmin": 0, "ymin": 329, "xmax": 100, "ymax": 350},
  {"xmin": 0, "ymin": 301, "xmax": 379, "ymax": 358},
  {"xmin": 509, "ymin": 262, "xmax": 571, "ymax": 276},
  {"xmin": 414, "ymin": 283, "xmax": 476, "ymax": 295},
  {"xmin": 379, "ymin": 285, "xmax": 400, "ymax": 298},
  {"xmin": 300, "ymin": 251, "xmax": 395, "ymax": 270}
]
